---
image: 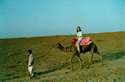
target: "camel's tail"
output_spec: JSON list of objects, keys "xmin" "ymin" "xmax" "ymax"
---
[{"xmin": 94, "ymin": 44, "xmax": 99, "ymax": 53}]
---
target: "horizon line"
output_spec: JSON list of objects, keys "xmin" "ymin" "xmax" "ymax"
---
[{"xmin": 0, "ymin": 31, "xmax": 124, "ymax": 39}]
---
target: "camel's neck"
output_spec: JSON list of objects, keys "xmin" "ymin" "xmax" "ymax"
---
[{"xmin": 58, "ymin": 44, "xmax": 72, "ymax": 52}]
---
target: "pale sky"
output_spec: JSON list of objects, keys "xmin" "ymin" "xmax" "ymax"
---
[{"xmin": 0, "ymin": 0, "xmax": 124, "ymax": 38}]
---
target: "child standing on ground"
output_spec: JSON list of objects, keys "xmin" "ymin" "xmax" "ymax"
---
[{"xmin": 28, "ymin": 49, "xmax": 35, "ymax": 78}]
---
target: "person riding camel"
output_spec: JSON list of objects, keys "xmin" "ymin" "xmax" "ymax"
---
[{"xmin": 75, "ymin": 26, "xmax": 83, "ymax": 54}]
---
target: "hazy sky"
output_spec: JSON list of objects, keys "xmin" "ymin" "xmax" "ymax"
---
[{"xmin": 0, "ymin": 0, "xmax": 125, "ymax": 38}]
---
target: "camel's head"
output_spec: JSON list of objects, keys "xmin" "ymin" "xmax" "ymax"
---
[{"xmin": 53, "ymin": 42, "xmax": 61, "ymax": 48}]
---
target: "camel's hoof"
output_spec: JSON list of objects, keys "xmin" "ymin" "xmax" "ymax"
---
[
  {"xmin": 89, "ymin": 60, "xmax": 92, "ymax": 64},
  {"xmin": 70, "ymin": 69, "xmax": 73, "ymax": 71},
  {"xmin": 80, "ymin": 66, "xmax": 83, "ymax": 69},
  {"xmin": 89, "ymin": 62, "xmax": 92, "ymax": 64},
  {"xmin": 86, "ymin": 66, "xmax": 89, "ymax": 69},
  {"xmin": 80, "ymin": 67, "xmax": 82, "ymax": 69},
  {"xmin": 86, "ymin": 64, "xmax": 90, "ymax": 69},
  {"xmin": 70, "ymin": 67, "xmax": 73, "ymax": 71}
]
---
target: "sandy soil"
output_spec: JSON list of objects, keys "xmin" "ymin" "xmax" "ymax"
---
[{"xmin": 0, "ymin": 31, "xmax": 125, "ymax": 82}]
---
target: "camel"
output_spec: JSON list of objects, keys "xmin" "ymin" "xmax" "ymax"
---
[{"xmin": 54, "ymin": 42, "xmax": 103, "ymax": 70}]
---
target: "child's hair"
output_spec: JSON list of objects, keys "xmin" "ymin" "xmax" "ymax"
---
[
  {"xmin": 77, "ymin": 26, "xmax": 82, "ymax": 32},
  {"xmin": 28, "ymin": 49, "xmax": 32, "ymax": 54}
]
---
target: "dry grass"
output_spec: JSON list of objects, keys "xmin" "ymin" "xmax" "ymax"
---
[{"xmin": 0, "ymin": 31, "xmax": 125, "ymax": 82}]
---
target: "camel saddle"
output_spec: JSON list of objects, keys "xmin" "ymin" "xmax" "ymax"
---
[{"xmin": 74, "ymin": 37, "xmax": 92, "ymax": 47}]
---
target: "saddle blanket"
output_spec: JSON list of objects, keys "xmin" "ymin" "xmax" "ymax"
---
[{"xmin": 75, "ymin": 37, "xmax": 92, "ymax": 47}]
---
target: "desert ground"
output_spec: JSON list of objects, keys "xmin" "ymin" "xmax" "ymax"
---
[{"xmin": 0, "ymin": 31, "xmax": 125, "ymax": 82}]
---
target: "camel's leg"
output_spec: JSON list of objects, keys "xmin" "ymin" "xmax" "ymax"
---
[
  {"xmin": 89, "ymin": 49, "xmax": 94, "ymax": 64},
  {"xmin": 77, "ymin": 54, "xmax": 82, "ymax": 69},
  {"xmin": 96, "ymin": 51, "xmax": 103, "ymax": 66},
  {"xmin": 69, "ymin": 53, "xmax": 76, "ymax": 71},
  {"xmin": 86, "ymin": 51, "xmax": 94, "ymax": 69}
]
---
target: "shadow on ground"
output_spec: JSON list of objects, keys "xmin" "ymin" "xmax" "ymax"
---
[
  {"xmin": 36, "ymin": 51, "xmax": 125, "ymax": 77},
  {"xmin": 36, "ymin": 63, "xmax": 70, "ymax": 76},
  {"xmin": 102, "ymin": 51, "xmax": 125, "ymax": 61}
]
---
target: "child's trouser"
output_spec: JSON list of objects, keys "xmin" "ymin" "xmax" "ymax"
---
[{"xmin": 77, "ymin": 37, "xmax": 83, "ymax": 52}]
